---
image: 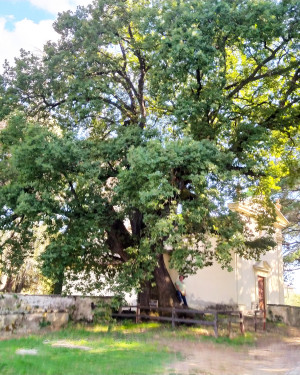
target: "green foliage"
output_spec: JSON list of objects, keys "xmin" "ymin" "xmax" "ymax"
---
[
  {"xmin": 0, "ymin": 0, "xmax": 299, "ymax": 300},
  {"xmin": 285, "ymin": 293, "xmax": 300, "ymax": 307},
  {"xmin": 39, "ymin": 318, "xmax": 51, "ymax": 328},
  {"xmin": 277, "ymin": 182, "xmax": 300, "ymax": 278}
]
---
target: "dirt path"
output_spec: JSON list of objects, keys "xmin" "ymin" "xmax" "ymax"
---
[{"xmin": 164, "ymin": 327, "xmax": 300, "ymax": 375}]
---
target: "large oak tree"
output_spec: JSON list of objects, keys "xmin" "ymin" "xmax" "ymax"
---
[{"xmin": 0, "ymin": 0, "xmax": 299, "ymax": 306}]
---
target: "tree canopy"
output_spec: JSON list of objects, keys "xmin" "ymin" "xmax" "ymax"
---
[{"xmin": 0, "ymin": 0, "xmax": 299, "ymax": 305}]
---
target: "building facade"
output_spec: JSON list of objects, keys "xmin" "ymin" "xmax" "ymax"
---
[{"xmin": 165, "ymin": 200, "xmax": 288, "ymax": 310}]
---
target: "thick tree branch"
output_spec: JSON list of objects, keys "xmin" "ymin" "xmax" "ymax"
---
[
  {"xmin": 128, "ymin": 24, "xmax": 147, "ymax": 127},
  {"xmin": 226, "ymin": 39, "xmax": 289, "ymax": 98},
  {"xmin": 106, "ymin": 219, "xmax": 132, "ymax": 262},
  {"xmin": 226, "ymin": 165, "xmax": 266, "ymax": 177},
  {"xmin": 279, "ymin": 68, "xmax": 300, "ymax": 108}
]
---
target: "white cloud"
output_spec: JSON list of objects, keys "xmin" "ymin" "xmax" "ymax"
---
[
  {"xmin": 0, "ymin": 1, "xmax": 92, "ymax": 72},
  {"xmin": 28, "ymin": 0, "xmax": 92, "ymax": 15},
  {"xmin": 0, "ymin": 17, "xmax": 59, "ymax": 71}
]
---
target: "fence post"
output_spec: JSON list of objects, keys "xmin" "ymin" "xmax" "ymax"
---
[
  {"xmin": 228, "ymin": 312, "xmax": 232, "ymax": 338},
  {"xmin": 239, "ymin": 311, "xmax": 245, "ymax": 335},
  {"xmin": 172, "ymin": 307, "xmax": 175, "ymax": 329},
  {"xmin": 136, "ymin": 304, "xmax": 140, "ymax": 324},
  {"xmin": 254, "ymin": 310, "xmax": 257, "ymax": 332},
  {"xmin": 213, "ymin": 311, "xmax": 218, "ymax": 338},
  {"xmin": 263, "ymin": 309, "xmax": 266, "ymax": 331}
]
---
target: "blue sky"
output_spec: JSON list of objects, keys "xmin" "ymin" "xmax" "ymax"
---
[
  {"xmin": 0, "ymin": 0, "xmax": 90, "ymax": 70},
  {"xmin": 0, "ymin": 0, "xmax": 53, "ymax": 31}
]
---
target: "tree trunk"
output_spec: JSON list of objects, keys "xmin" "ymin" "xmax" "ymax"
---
[
  {"xmin": 154, "ymin": 254, "xmax": 179, "ymax": 308},
  {"xmin": 138, "ymin": 280, "xmax": 151, "ymax": 307},
  {"xmin": 52, "ymin": 271, "xmax": 64, "ymax": 294},
  {"xmin": 15, "ymin": 274, "xmax": 26, "ymax": 293},
  {"xmin": 0, "ymin": 275, "xmax": 14, "ymax": 292}
]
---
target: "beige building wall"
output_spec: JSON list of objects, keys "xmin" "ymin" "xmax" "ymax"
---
[
  {"xmin": 165, "ymin": 201, "xmax": 287, "ymax": 310},
  {"xmin": 235, "ymin": 242, "xmax": 284, "ymax": 310},
  {"xmin": 167, "ymin": 247, "xmax": 284, "ymax": 310}
]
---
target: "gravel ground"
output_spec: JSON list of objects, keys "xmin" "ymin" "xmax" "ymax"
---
[{"xmin": 164, "ymin": 327, "xmax": 300, "ymax": 375}]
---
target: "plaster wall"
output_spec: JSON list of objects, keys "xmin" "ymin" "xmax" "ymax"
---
[
  {"xmin": 164, "ymin": 252, "xmax": 237, "ymax": 309},
  {"xmin": 236, "ymin": 245, "xmax": 284, "ymax": 309},
  {"xmin": 164, "ymin": 224, "xmax": 285, "ymax": 310},
  {"xmin": 185, "ymin": 260, "xmax": 237, "ymax": 309}
]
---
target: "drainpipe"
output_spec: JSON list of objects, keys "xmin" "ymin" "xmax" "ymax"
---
[
  {"xmin": 277, "ymin": 242, "xmax": 282, "ymax": 304},
  {"xmin": 235, "ymin": 253, "xmax": 239, "ymax": 307}
]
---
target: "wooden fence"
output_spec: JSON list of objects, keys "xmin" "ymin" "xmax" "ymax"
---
[{"xmin": 112, "ymin": 305, "xmax": 266, "ymax": 337}]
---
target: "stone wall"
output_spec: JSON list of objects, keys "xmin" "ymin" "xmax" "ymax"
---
[
  {"xmin": 267, "ymin": 304, "xmax": 300, "ymax": 327},
  {"xmin": 0, "ymin": 293, "xmax": 111, "ymax": 334},
  {"xmin": 2, "ymin": 296, "xmax": 298, "ymax": 335}
]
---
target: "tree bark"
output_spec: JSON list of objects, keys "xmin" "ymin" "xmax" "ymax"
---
[
  {"xmin": 0, "ymin": 275, "xmax": 14, "ymax": 292},
  {"xmin": 52, "ymin": 271, "xmax": 64, "ymax": 294},
  {"xmin": 153, "ymin": 254, "xmax": 179, "ymax": 308},
  {"xmin": 138, "ymin": 280, "xmax": 151, "ymax": 307}
]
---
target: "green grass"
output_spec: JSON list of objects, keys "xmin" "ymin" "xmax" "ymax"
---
[
  {"xmin": 150, "ymin": 325, "xmax": 255, "ymax": 346},
  {"xmin": 0, "ymin": 322, "xmax": 255, "ymax": 375},
  {"xmin": 0, "ymin": 323, "xmax": 177, "ymax": 375},
  {"xmin": 200, "ymin": 332, "xmax": 255, "ymax": 346}
]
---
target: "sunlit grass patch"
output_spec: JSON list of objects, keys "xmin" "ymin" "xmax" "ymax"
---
[
  {"xmin": 95, "ymin": 340, "xmax": 145, "ymax": 353},
  {"xmin": 201, "ymin": 331, "xmax": 255, "ymax": 346},
  {"xmin": 84, "ymin": 321, "xmax": 161, "ymax": 334},
  {"xmin": 112, "ymin": 321, "xmax": 161, "ymax": 332},
  {"xmin": 85, "ymin": 324, "xmax": 110, "ymax": 333},
  {"xmin": 0, "ymin": 325, "xmax": 176, "ymax": 375},
  {"xmin": 0, "ymin": 321, "xmax": 259, "ymax": 375}
]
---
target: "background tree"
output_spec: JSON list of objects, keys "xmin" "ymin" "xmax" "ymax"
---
[
  {"xmin": 272, "ymin": 127, "xmax": 300, "ymax": 285},
  {"xmin": 282, "ymin": 190, "xmax": 300, "ymax": 282},
  {"xmin": 277, "ymin": 184, "xmax": 300, "ymax": 282},
  {"xmin": 0, "ymin": 0, "xmax": 299, "ymax": 306}
]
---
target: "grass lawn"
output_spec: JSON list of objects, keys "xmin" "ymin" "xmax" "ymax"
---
[
  {"xmin": 0, "ymin": 322, "xmax": 255, "ymax": 375},
  {"xmin": 0, "ymin": 323, "xmax": 179, "ymax": 375}
]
